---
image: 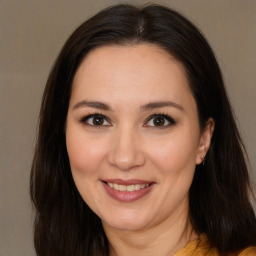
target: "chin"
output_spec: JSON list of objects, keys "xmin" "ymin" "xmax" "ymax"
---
[{"xmin": 102, "ymin": 211, "xmax": 153, "ymax": 232}]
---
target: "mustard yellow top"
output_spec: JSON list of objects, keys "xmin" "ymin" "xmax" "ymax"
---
[{"xmin": 173, "ymin": 234, "xmax": 256, "ymax": 256}]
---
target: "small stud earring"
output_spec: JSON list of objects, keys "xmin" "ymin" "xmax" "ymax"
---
[{"xmin": 201, "ymin": 155, "xmax": 205, "ymax": 166}]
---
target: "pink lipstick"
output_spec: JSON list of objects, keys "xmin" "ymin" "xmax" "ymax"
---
[{"xmin": 101, "ymin": 179, "xmax": 155, "ymax": 202}]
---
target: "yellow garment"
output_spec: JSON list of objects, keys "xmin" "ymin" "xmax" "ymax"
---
[{"xmin": 173, "ymin": 234, "xmax": 256, "ymax": 256}]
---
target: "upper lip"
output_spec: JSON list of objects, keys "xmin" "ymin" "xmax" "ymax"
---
[{"xmin": 102, "ymin": 179, "xmax": 154, "ymax": 185}]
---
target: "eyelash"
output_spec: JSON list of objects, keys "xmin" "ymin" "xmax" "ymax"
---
[
  {"xmin": 79, "ymin": 112, "xmax": 177, "ymax": 128},
  {"xmin": 80, "ymin": 113, "xmax": 110, "ymax": 126},
  {"xmin": 144, "ymin": 113, "xmax": 177, "ymax": 128}
]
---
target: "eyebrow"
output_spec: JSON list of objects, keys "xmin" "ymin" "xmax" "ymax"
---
[
  {"xmin": 72, "ymin": 100, "xmax": 111, "ymax": 111},
  {"xmin": 72, "ymin": 100, "xmax": 184, "ymax": 112},
  {"xmin": 140, "ymin": 101, "xmax": 184, "ymax": 111}
]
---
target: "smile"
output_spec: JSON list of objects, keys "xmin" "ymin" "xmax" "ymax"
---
[
  {"xmin": 102, "ymin": 180, "xmax": 155, "ymax": 202},
  {"xmin": 107, "ymin": 182, "xmax": 150, "ymax": 192}
]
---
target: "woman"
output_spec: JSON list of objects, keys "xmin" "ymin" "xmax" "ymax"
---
[{"xmin": 30, "ymin": 4, "xmax": 256, "ymax": 256}]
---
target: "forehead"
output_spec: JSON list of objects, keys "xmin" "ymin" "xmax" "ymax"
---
[{"xmin": 71, "ymin": 43, "xmax": 194, "ymax": 109}]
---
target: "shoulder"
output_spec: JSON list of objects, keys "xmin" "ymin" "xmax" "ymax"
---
[
  {"xmin": 173, "ymin": 234, "xmax": 256, "ymax": 256},
  {"xmin": 234, "ymin": 247, "xmax": 256, "ymax": 256}
]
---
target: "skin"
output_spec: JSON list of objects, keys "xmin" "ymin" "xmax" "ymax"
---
[{"xmin": 66, "ymin": 44, "xmax": 214, "ymax": 256}]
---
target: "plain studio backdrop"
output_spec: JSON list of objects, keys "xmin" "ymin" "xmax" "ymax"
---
[{"xmin": 0, "ymin": 0, "xmax": 255, "ymax": 255}]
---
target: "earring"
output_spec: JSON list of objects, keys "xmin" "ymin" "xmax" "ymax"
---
[{"xmin": 201, "ymin": 155, "xmax": 205, "ymax": 166}]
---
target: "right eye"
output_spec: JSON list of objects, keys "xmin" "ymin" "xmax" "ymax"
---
[
  {"xmin": 144, "ymin": 114, "xmax": 176, "ymax": 128},
  {"xmin": 81, "ymin": 114, "xmax": 111, "ymax": 126}
]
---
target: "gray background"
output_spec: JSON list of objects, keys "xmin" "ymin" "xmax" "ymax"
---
[{"xmin": 0, "ymin": 0, "xmax": 255, "ymax": 255}]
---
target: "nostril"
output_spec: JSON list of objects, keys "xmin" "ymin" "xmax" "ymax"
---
[{"xmin": 107, "ymin": 132, "xmax": 146, "ymax": 170}]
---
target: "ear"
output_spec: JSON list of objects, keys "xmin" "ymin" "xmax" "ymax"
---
[{"xmin": 196, "ymin": 118, "xmax": 215, "ymax": 165}]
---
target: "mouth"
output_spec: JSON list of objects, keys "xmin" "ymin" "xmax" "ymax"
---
[
  {"xmin": 106, "ymin": 182, "xmax": 150, "ymax": 192},
  {"xmin": 101, "ymin": 179, "xmax": 155, "ymax": 202}
]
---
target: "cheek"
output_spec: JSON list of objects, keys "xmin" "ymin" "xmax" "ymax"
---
[
  {"xmin": 66, "ymin": 130, "xmax": 106, "ymax": 177},
  {"xmin": 147, "ymin": 131, "xmax": 199, "ymax": 175},
  {"xmin": 147, "ymin": 133, "xmax": 198, "ymax": 210},
  {"xmin": 65, "ymin": 130, "xmax": 108, "ymax": 208}
]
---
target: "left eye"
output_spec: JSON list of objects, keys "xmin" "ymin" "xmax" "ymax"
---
[
  {"xmin": 146, "ymin": 115, "xmax": 175, "ymax": 127},
  {"xmin": 82, "ymin": 114, "xmax": 110, "ymax": 126}
]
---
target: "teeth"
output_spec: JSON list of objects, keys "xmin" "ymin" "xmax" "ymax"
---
[
  {"xmin": 134, "ymin": 184, "xmax": 140, "ymax": 190},
  {"xmin": 119, "ymin": 185, "xmax": 126, "ymax": 191},
  {"xmin": 127, "ymin": 185, "xmax": 134, "ymax": 192},
  {"xmin": 107, "ymin": 182, "xmax": 150, "ymax": 192}
]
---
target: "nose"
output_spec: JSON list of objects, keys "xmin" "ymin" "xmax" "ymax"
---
[{"xmin": 107, "ymin": 126, "xmax": 146, "ymax": 171}]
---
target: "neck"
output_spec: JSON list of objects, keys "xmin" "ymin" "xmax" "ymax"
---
[{"xmin": 103, "ymin": 207, "xmax": 197, "ymax": 256}]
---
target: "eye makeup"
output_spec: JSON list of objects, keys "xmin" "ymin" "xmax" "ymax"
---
[
  {"xmin": 78, "ymin": 111, "xmax": 177, "ymax": 129},
  {"xmin": 79, "ymin": 112, "xmax": 111, "ymax": 126},
  {"xmin": 144, "ymin": 113, "xmax": 177, "ymax": 128}
]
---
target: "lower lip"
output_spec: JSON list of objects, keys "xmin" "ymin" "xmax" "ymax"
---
[{"xmin": 102, "ymin": 182, "xmax": 154, "ymax": 202}]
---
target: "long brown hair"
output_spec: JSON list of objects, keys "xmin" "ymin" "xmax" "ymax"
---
[{"xmin": 30, "ymin": 4, "xmax": 256, "ymax": 256}]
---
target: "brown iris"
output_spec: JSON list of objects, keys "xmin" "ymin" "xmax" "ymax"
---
[
  {"xmin": 93, "ymin": 117, "xmax": 104, "ymax": 125},
  {"xmin": 153, "ymin": 117, "xmax": 165, "ymax": 126}
]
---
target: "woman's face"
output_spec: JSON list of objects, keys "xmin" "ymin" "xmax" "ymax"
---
[{"xmin": 66, "ymin": 44, "xmax": 212, "ymax": 232}]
